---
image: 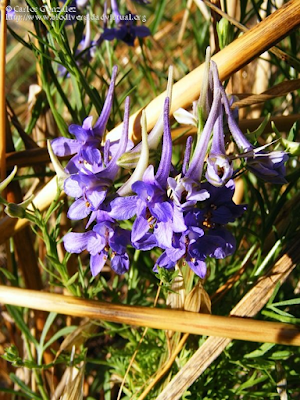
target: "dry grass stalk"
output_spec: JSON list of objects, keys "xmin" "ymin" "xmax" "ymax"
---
[
  {"xmin": 199, "ymin": 0, "xmax": 300, "ymax": 70},
  {"xmin": 155, "ymin": 235, "xmax": 300, "ymax": 400},
  {"xmin": 232, "ymin": 79, "xmax": 300, "ymax": 109},
  {"xmin": 0, "ymin": 0, "xmax": 8, "ymax": 183},
  {"xmin": 0, "ymin": 277, "xmax": 300, "ymax": 346},
  {"xmin": 177, "ymin": 0, "xmax": 193, "ymax": 44}
]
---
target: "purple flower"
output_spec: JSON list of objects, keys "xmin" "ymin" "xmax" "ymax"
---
[
  {"xmin": 110, "ymin": 98, "xmax": 183, "ymax": 249},
  {"xmin": 206, "ymin": 102, "xmax": 233, "ymax": 187},
  {"xmin": 102, "ymin": 0, "xmax": 150, "ymax": 46},
  {"xmin": 214, "ymin": 62, "xmax": 289, "ymax": 184},
  {"xmin": 52, "ymin": 66, "xmax": 118, "ymax": 172},
  {"xmin": 132, "ymin": 0, "xmax": 150, "ymax": 4},
  {"xmin": 63, "ymin": 219, "xmax": 130, "ymax": 276},
  {"xmin": 185, "ymin": 180, "xmax": 246, "ymax": 227},
  {"xmin": 243, "ymin": 148, "xmax": 289, "ymax": 184},
  {"xmin": 154, "ymin": 180, "xmax": 245, "ymax": 278},
  {"xmin": 63, "ymin": 97, "xmax": 131, "ymax": 221}
]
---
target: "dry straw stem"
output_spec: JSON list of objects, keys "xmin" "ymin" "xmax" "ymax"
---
[
  {"xmin": 199, "ymin": 0, "xmax": 300, "ymax": 71},
  {"xmin": 155, "ymin": 236, "xmax": 300, "ymax": 400},
  {"xmin": 0, "ymin": 0, "xmax": 299, "ymax": 242},
  {"xmin": 0, "ymin": 265, "xmax": 300, "ymax": 347},
  {"xmin": 0, "ymin": 0, "xmax": 8, "ymax": 183}
]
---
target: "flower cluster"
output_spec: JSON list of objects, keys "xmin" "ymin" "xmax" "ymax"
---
[{"xmin": 51, "ymin": 59, "xmax": 288, "ymax": 279}]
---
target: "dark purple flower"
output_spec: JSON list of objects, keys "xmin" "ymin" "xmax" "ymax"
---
[
  {"xmin": 132, "ymin": 0, "xmax": 150, "ymax": 4},
  {"xmin": 243, "ymin": 148, "xmax": 289, "ymax": 184},
  {"xmin": 185, "ymin": 180, "xmax": 246, "ymax": 227},
  {"xmin": 102, "ymin": 0, "xmax": 150, "ymax": 46}
]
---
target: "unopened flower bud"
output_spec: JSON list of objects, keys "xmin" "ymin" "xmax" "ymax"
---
[
  {"xmin": 5, "ymin": 203, "xmax": 27, "ymax": 219},
  {"xmin": 217, "ymin": 18, "xmax": 234, "ymax": 50}
]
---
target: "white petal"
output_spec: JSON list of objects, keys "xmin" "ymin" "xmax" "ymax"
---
[{"xmin": 173, "ymin": 108, "xmax": 197, "ymax": 127}]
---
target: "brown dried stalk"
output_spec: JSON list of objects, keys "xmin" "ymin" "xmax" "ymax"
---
[
  {"xmin": 0, "ymin": 0, "xmax": 8, "ymax": 183},
  {"xmin": 0, "ymin": 275, "xmax": 300, "ymax": 346},
  {"xmin": 155, "ymin": 235, "xmax": 300, "ymax": 400}
]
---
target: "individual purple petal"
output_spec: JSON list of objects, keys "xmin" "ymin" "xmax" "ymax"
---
[
  {"xmin": 63, "ymin": 231, "xmax": 95, "ymax": 253},
  {"xmin": 208, "ymin": 228, "xmax": 236, "ymax": 258},
  {"xmin": 67, "ymin": 198, "xmax": 91, "ymax": 220},
  {"xmin": 64, "ymin": 176, "xmax": 83, "ymax": 198},
  {"xmin": 102, "ymin": 28, "xmax": 119, "ymax": 41},
  {"xmin": 134, "ymin": 26, "xmax": 151, "ymax": 37},
  {"xmin": 82, "ymin": 116, "xmax": 94, "ymax": 131},
  {"xmin": 132, "ymin": 180, "xmax": 154, "ymax": 200},
  {"xmin": 165, "ymin": 244, "xmax": 185, "ymax": 263},
  {"xmin": 90, "ymin": 252, "xmax": 108, "ymax": 277},
  {"xmin": 85, "ymin": 187, "xmax": 107, "ymax": 209},
  {"xmin": 109, "ymin": 196, "xmax": 138, "ymax": 220},
  {"xmin": 154, "ymin": 251, "xmax": 176, "ymax": 271},
  {"xmin": 154, "ymin": 220, "xmax": 173, "ymax": 249},
  {"xmin": 110, "ymin": 229, "xmax": 130, "ymax": 254},
  {"xmin": 111, "ymin": 253, "xmax": 130, "ymax": 274},
  {"xmin": 151, "ymin": 201, "xmax": 173, "ymax": 222},
  {"xmin": 68, "ymin": 124, "xmax": 91, "ymax": 141},
  {"xmin": 132, "ymin": 215, "xmax": 150, "ymax": 242},
  {"xmin": 172, "ymin": 206, "xmax": 187, "ymax": 233},
  {"xmin": 51, "ymin": 137, "xmax": 81, "ymax": 157},
  {"xmin": 142, "ymin": 165, "xmax": 156, "ymax": 185},
  {"xmin": 133, "ymin": 233, "xmax": 157, "ymax": 250},
  {"xmin": 87, "ymin": 233, "xmax": 106, "ymax": 255},
  {"xmin": 80, "ymin": 147, "xmax": 102, "ymax": 166},
  {"xmin": 187, "ymin": 259, "xmax": 207, "ymax": 278}
]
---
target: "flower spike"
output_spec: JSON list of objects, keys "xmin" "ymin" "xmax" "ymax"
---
[
  {"xmin": 205, "ymin": 102, "xmax": 233, "ymax": 187},
  {"xmin": 93, "ymin": 65, "xmax": 118, "ymax": 137},
  {"xmin": 155, "ymin": 97, "xmax": 172, "ymax": 188},
  {"xmin": 117, "ymin": 109, "xmax": 149, "ymax": 196},
  {"xmin": 117, "ymin": 65, "xmax": 174, "ymax": 169}
]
